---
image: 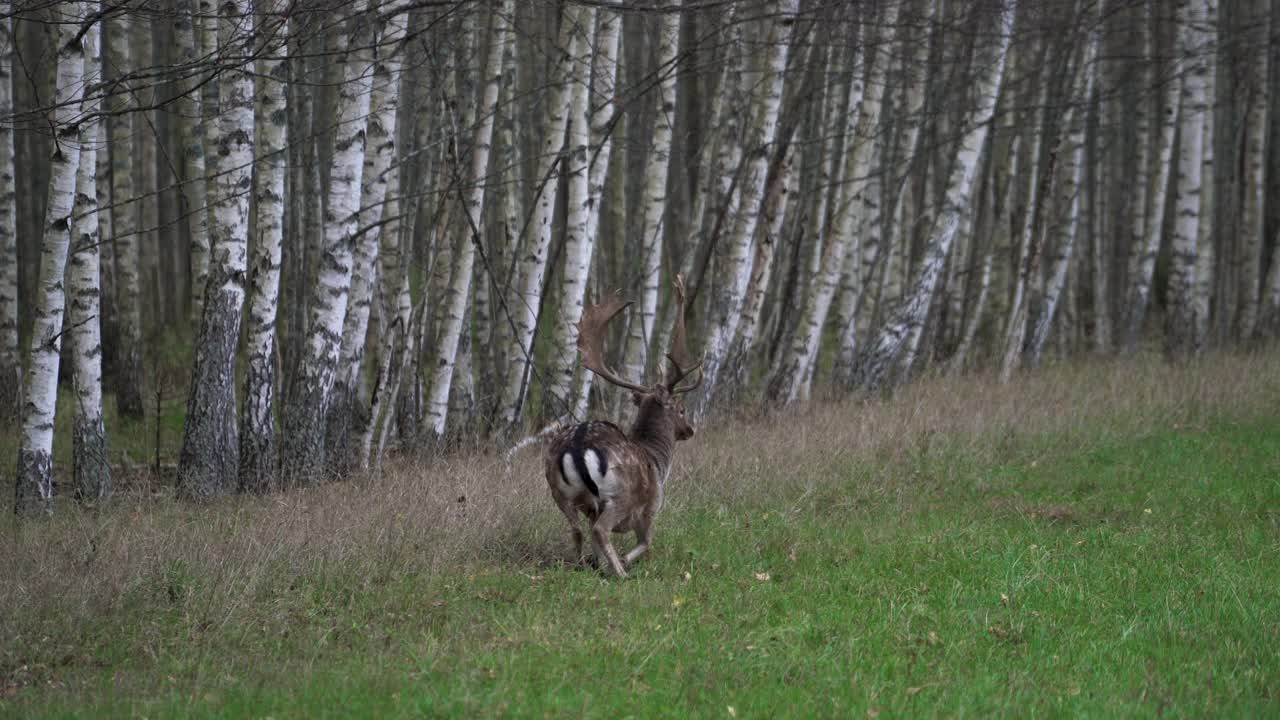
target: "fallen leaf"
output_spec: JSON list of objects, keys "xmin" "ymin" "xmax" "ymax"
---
[
  {"xmin": 788, "ymin": 547, "xmax": 798, "ymax": 562},
  {"xmin": 672, "ymin": 596, "xmax": 685, "ymax": 608},
  {"xmin": 906, "ymin": 686, "xmax": 923, "ymax": 696},
  {"xmin": 1143, "ymin": 508, "xmax": 1153, "ymax": 514},
  {"xmin": 1000, "ymin": 593, "xmax": 1010, "ymax": 606},
  {"xmin": 866, "ymin": 709, "xmax": 881, "ymax": 719},
  {"xmin": 755, "ymin": 572, "xmax": 771, "ymax": 582},
  {"xmin": 927, "ymin": 631, "xmax": 941, "ymax": 646},
  {"xmin": 727, "ymin": 706, "xmax": 737, "ymax": 718},
  {"xmin": 683, "ymin": 571, "xmax": 692, "ymax": 581}
]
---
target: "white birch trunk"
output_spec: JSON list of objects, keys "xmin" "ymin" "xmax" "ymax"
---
[
  {"xmin": 497, "ymin": 4, "xmax": 580, "ymax": 426},
  {"xmin": 281, "ymin": 0, "xmax": 373, "ymax": 484},
  {"xmin": 1193, "ymin": 0, "xmax": 1218, "ymax": 348},
  {"xmin": 1026, "ymin": 19, "xmax": 1101, "ymax": 367},
  {"xmin": 692, "ymin": 0, "xmax": 798, "ymax": 418},
  {"xmin": 1236, "ymin": 0, "xmax": 1268, "ymax": 339},
  {"xmin": 177, "ymin": 0, "xmax": 256, "ymax": 500},
  {"xmin": 238, "ymin": 1, "xmax": 289, "ymax": 493},
  {"xmin": 69, "ymin": 9, "xmax": 109, "ymax": 505},
  {"xmin": 361, "ymin": 165, "xmax": 409, "ymax": 469},
  {"xmin": 14, "ymin": 1, "xmax": 85, "ymax": 516},
  {"xmin": 621, "ymin": 3, "xmax": 680, "ymax": 383},
  {"xmin": 544, "ymin": 6, "xmax": 618, "ymax": 417},
  {"xmin": 1165, "ymin": 0, "xmax": 1210, "ymax": 356},
  {"xmin": 853, "ymin": 1, "xmax": 1014, "ymax": 393},
  {"xmin": 192, "ymin": 0, "xmax": 218, "ymax": 318},
  {"xmin": 998, "ymin": 73, "xmax": 1052, "ymax": 383},
  {"xmin": 771, "ymin": 37, "xmax": 865, "ymax": 405},
  {"xmin": 1120, "ymin": 21, "xmax": 1179, "ymax": 354},
  {"xmin": 108, "ymin": 12, "xmax": 143, "ymax": 418},
  {"xmin": 174, "ymin": 0, "xmax": 209, "ymax": 319},
  {"xmin": 327, "ymin": 3, "xmax": 406, "ymax": 467},
  {"xmin": 734, "ymin": 142, "xmax": 795, "ymax": 380},
  {"xmin": 0, "ymin": 2, "xmax": 18, "ymax": 420},
  {"xmin": 832, "ymin": 2, "xmax": 900, "ymax": 386},
  {"xmin": 425, "ymin": 1, "xmax": 508, "ymax": 437},
  {"xmin": 1123, "ymin": 1, "xmax": 1152, "ymax": 320}
]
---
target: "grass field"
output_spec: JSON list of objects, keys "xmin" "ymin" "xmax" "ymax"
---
[{"xmin": 3, "ymin": 353, "xmax": 1279, "ymax": 718}]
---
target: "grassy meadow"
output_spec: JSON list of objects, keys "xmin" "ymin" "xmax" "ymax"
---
[{"xmin": 3, "ymin": 352, "xmax": 1280, "ymax": 717}]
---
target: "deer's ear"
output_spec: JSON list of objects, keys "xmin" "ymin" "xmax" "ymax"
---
[{"xmin": 631, "ymin": 391, "xmax": 643, "ymax": 406}]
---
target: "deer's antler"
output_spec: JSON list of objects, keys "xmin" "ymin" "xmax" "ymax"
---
[
  {"xmin": 577, "ymin": 292, "xmax": 650, "ymax": 394},
  {"xmin": 665, "ymin": 274, "xmax": 704, "ymax": 394}
]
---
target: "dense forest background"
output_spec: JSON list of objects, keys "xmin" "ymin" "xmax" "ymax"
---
[{"xmin": 3, "ymin": 0, "xmax": 1279, "ymax": 515}]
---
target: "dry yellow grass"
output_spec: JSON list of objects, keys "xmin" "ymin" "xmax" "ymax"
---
[{"xmin": 3, "ymin": 350, "xmax": 1277, "ymax": 656}]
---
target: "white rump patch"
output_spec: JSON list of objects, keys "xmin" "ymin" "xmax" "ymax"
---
[
  {"xmin": 560, "ymin": 452, "xmax": 583, "ymax": 491},
  {"xmin": 583, "ymin": 448, "xmax": 605, "ymax": 487}
]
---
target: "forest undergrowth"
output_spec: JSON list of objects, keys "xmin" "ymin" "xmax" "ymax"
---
[{"xmin": 3, "ymin": 349, "xmax": 1279, "ymax": 717}]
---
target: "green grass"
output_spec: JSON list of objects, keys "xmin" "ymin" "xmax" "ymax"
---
[{"xmin": 5, "ymin": 404, "xmax": 1279, "ymax": 717}]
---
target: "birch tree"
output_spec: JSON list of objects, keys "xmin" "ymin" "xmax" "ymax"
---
[
  {"xmin": 496, "ymin": 3, "xmax": 579, "ymax": 427},
  {"xmin": 175, "ymin": 0, "xmax": 210, "ymax": 319},
  {"xmin": 1165, "ymin": 0, "xmax": 1211, "ymax": 358},
  {"xmin": 69, "ymin": 11, "xmax": 110, "ymax": 505},
  {"xmin": 691, "ymin": 0, "xmax": 797, "ymax": 418},
  {"xmin": 426, "ymin": 1, "xmax": 509, "ymax": 437},
  {"xmin": 621, "ymin": 3, "xmax": 680, "ymax": 384},
  {"xmin": 1193, "ymin": 1, "xmax": 1216, "ymax": 349},
  {"xmin": 328, "ymin": 2, "xmax": 407, "ymax": 468},
  {"xmin": 1235, "ymin": 0, "xmax": 1268, "ymax": 339},
  {"xmin": 108, "ymin": 12, "xmax": 144, "ymax": 419},
  {"xmin": 852, "ymin": 0, "xmax": 1015, "ymax": 393},
  {"xmin": 238, "ymin": 1, "xmax": 289, "ymax": 493},
  {"xmin": 831, "ymin": 0, "xmax": 900, "ymax": 386},
  {"xmin": 544, "ymin": 6, "xmax": 619, "ymax": 416},
  {"xmin": 772, "ymin": 22, "xmax": 870, "ymax": 406},
  {"xmin": 14, "ymin": 1, "xmax": 86, "ymax": 516},
  {"xmin": 0, "ymin": 2, "xmax": 17, "ymax": 421},
  {"xmin": 178, "ymin": 0, "xmax": 255, "ymax": 500},
  {"xmin": 280, "ymin": 1, "xmax": 373, "ymax": 483},
  {"xmin": 1120, "ymin": 15, "xmax": 1179, "ymax": 353},
  {"xmin": 1025, "ymin": 16, "xmax": 1100, "ymax": 367}
]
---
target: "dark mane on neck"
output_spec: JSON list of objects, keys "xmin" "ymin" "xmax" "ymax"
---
[{"xmin": 629, "ymin": 395, "xmax": 675, "ymax": 468}]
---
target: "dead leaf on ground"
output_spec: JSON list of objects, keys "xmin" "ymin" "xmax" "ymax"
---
[{"xmin": 755, "ymin": 572, "xmax": 771, "ymax": 582}]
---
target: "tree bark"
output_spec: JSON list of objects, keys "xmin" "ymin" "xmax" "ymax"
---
[
  {"xmin": 238, "ymin": 1, "xmax": 289, "ymax": 493},
  {"xmin": 0, "ymin": 2, "xmax": 18, "ymax": 422},
  {"xmin": 175, "ymin": 0, "xmax": 210, "ymax": 321},
  {"xmin": 497, "ymin": 3, "xmax": 582, "ymax": 427},
  {"xmin": 14, "ymin": 1, "xmax": 86, "ymax": 516},
  {"xmin": 621, "ymin": 2, "xmax": 680, "ymax": 384},
  {"xmin": 691, "ymin": 0, "xmax": 798, "ymax": 418},
  {"xmin": 177, "ymin": 0, "xmax": 256, "ymax": 501},
  {"xmin": 69, "ymin": 7, "xmax": 109, "ymax": 506},
  {"xmin": 425, "ymin": 1, "xmax": 509, "ymax": 437},
  {"xmin": 853, "ymin": 1, "xmax": 1014, "ymax": 393},
  {"xmin": 108, "ymin": 12, "xmax": 144, "ymax": 419},
  {"xmin": 1120, "ymin": 14, "xmax": 1179, "ymax": 353},
  {"xmin": 327, "ymin": 2, "xmax": 406, "ymax": 469},
  {"xmin": 544, "ymin": 6, "xmax": 619, "ymax": 418},
  {"xmin": 1026, "ymin": 15, "xmax": 1100, "ymax": 367},
  {"xmin": 1166, "ymin": 0, "xmax": 1211, "ymax": 358}
]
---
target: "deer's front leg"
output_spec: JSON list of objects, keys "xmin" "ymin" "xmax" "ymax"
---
[{"xmin": 623, "ymin": 519, "xmax": 653, "ymax": 568}]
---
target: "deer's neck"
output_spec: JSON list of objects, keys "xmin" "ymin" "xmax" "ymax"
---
[{"xmin": 628, "ymin": 400, "xmax": 675, "ymax": 474}]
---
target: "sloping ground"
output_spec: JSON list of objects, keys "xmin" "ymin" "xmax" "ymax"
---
[{"xmin": 3, "ymin": 351, "xmax": 1279, "ymax": 717}]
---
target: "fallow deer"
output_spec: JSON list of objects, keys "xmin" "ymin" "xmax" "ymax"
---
[{"xmin": 544, "ymin": 276, "xmax": 703, "ymax": 577}]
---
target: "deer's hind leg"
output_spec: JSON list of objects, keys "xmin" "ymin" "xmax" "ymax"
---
[
  {"xmin": 552, "ymin": 494, "xmax": 587, "ymax": 565},
  {"xmin": 590, "ymin": 503, "xmax": 629, "ymax": 578}
]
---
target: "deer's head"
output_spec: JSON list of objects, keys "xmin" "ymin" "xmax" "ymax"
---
[{"xmin": 577, "ymin": 275, "xmax": 703, "ymax": 442}]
